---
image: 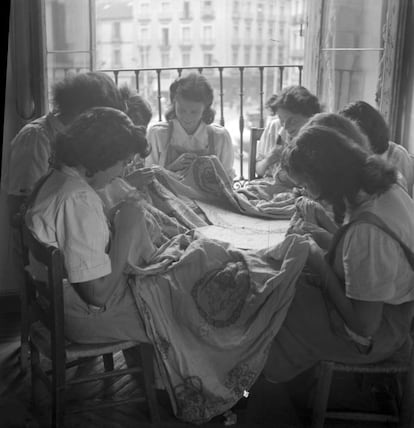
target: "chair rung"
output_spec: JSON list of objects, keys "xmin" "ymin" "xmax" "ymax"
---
[
  {"xmin": 326, "ymin": 410, "xmax": 399, "ymax": 423},
  {"xmin": 66, "ymin": 366, "xmax": 144, "ymax": 386},
  {"xmin": 329, "ymin": 364, "xmax": 409, "ymax": 373},
  {"xmin": 65, "ymin": 396, "xmax": 147, "ymax": 414}
]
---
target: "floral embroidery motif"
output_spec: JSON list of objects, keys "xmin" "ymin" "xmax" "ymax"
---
[
  {"xmin": 174, "ymin": 376, "xmax": 207, "ymax": 423},
  {"xmin": 174, "ymin": 376, "xmax": 233, "ymax": 424},
  {"xmin": 224, "ymin": 363, "xmax": 256, "ymax": 397},
  {"xmin": 154, "ymin": 332, "xmax": 170, "ymax": 360},
  {"xmin": 193, "ymin": 157, "xmax": 222, "ymax": 194},
  {"xmin": 191, "ymin": 258, "xmax": 250, "ymax": 328}
]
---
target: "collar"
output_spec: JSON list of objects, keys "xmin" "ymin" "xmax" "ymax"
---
[{"xmin": 172, "ymin": 118, "xmax": 207, "ymax": 141}]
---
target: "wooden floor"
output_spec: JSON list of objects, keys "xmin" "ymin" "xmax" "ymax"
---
[{"xmin": 0, "ymin": 296, "xmax": 402, "ymax": 428}]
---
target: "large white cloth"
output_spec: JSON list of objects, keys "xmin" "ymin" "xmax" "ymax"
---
[{"xmin": 146, "ymin": 119, "xmax": 235, "ymax": 179}]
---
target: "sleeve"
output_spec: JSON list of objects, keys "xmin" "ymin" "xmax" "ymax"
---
[
  {"xmin": 214, "ymin": 126, "xmax": 235, "ymax": 179},
  {"xmin": 7, "ymin": 126, "xmax": 52, "ymax": 195},
  {"xmin": 257, "ymin": 119, "xmax": 280, "ymax": 160},
  {"xmin": 145, "ymin": 123, "xmax": 168, "ymax": 167},
  {"xmin": 342, "ymin": 223, "xmax": 402, "ymax": 301},
  {"xmin": 55, "ymin": 191, "xmax": 112, "ymax": 283}
]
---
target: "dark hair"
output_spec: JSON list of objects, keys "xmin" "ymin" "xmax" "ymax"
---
[
  {"xmin": 339, "ymin": 101, "xmax": 389, "ymax": 154},
  {"xmin": 165, "ymin": 72, "xmax": 215, "ymax": 124},
  {"xmin": 52, "ymin": 72, "xmax": 125, "ymax": 119},
  {"xmin": 305, "ymin": 113, "xmax": 371, "ymax": 152},
  {"xmin": 119, "ymin": 85, "xmax": 153, "ymax": 128},
  {"xmin": 285, "ymin": 125, "xmax": 397, "ymax": 224},
  {"xmin": 53, "ymin": 107, "xmax": 150, "ymax": 175},
  {"xmin": 266, "ymin": 86, "xmax": 321, "ymax": 117}
]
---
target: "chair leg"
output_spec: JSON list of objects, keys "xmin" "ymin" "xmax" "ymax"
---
[
  {"xmin": 400, "ymin": 352, "xmax": 414, "ymax": 428},
  {"xmin": 311, "ymin": 362, "xmax": 334, "ymax": 428},
  {"xmin": 52, "ymin": 357, "xmax": 66, "ymax": 428},
  {"xmin": 140, "ymin": 343, "xmax": 161, "ymax": 423},
  {"xmin": 20, "ymin": 284, "xmax": 30, "ymax": 374},
  {"xmin": 30, "ymin": 343, "xmax": 40, "ymax": 412}
]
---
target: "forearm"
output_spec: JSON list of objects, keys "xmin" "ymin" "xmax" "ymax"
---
[
  {"xmin": 318, "ymin": 263, "xmax": 383, "ymax": 337},
  {"xmin": 73, "ymin": 204, "xmax": 145, "ymax": 307},
  {"xmin": 256, "ymin": 157, "xmax": 270, "ymax": 177},
  {"xmin": 73, "ymin": 229, "xmax": 132, "ymax": 307}
]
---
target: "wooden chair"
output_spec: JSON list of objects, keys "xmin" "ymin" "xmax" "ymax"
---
[
  {"xmin": 10, "ymin": 213, "xmax": 30, "ymax": 373},
  {"xmin": 19, "ymin": 216, "xmax": 161, "ymax": 427},
  {"xmin": 311, "ymin": 323, "xmax": 414, "ymax": 428},
  {"xmin": 248, "ymin": 127, "xmax": 265, "ymax": 180}
]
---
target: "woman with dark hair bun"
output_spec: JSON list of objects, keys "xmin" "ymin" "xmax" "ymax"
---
[
  {"xmin": 264, "ymin": 124, "xmax": 414, "ymax": 384},
  {"xmin": 5, "ymin": 71, "xmax": 126, "ymax": 219},
  {"xmin": 339, "ymin": 100, "xmax": 414, "ymax": 196},
  {"xmin": 146, "ymin": 72, "xmax": 235, "ymax": 180},
  {"xmin": 25, "ymin": 107, "xmax": 151, "ymax": 344}
]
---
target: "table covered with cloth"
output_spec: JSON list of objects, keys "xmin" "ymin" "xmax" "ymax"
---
[{"xmin": 124, "ymin": 219, "xmax": 309, "ymax": 424}]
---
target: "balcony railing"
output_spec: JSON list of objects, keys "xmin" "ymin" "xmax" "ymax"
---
[{"xmin": 97, "ymin": 64, "xmax": 303, "ymax": 180}]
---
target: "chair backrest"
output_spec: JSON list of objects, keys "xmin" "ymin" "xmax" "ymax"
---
[
  {"xmin": 249, "ymin": 127, "xmax": 264, "ymax": 180},
  {"xmin": 19, "ymin": 214, "xmax": 67, "ymax": 363}
]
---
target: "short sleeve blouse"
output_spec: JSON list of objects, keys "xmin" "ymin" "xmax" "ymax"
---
[{"xmin": 333, "ymin": 185, "xmax": 414, "ymax": 305}]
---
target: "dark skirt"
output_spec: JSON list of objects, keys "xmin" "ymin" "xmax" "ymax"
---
[{"xmin": 264, "ymin": 280, "xmax": 414, "ymax": 383}]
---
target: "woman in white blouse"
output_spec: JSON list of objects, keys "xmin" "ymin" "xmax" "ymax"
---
[
  {"xmin": 25, "ymin": 107, "xmax": 151, "ymax": 344},
  {"xmin": 146, "ymin": 73, "xmax": 235, "ymax": 180}
]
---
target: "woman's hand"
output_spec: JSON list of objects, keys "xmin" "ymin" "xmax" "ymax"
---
[
  {"xmin": 306, "ymin": 237, "xmax": 327, "ymax": 277},
  {"xmin": 168, "ymin": 153, "xmax": 197, "ymax": 172},
  {"xmin": 301, "ymin": 221, "xmax": 333, "ymax": 250},
  {"xmin": 124, "ymin": 167, "xmax": 155, "ymax": 189}
]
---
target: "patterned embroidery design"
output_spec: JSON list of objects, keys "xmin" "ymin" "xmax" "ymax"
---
[
  {"xmin": 154, "ymin": 332, "xmax": 170, "ymax": 360},
  {"xmin": 174, "ymin": 376, "xmax": 207, "ymax": 423},
  {"xmin": 173, "ymin": 376, "xmax": 233, "ymax": 424},
  {"xmin": 191, "ymin": 257, "xmax": 250, "ymax": 328},
  {"xmin": 224, "ymin": 363, "xmax": 256, "ymax": 397},
  {"xmin": 193, "ymin": 157, "xmax": 222, "ymax": 194}
]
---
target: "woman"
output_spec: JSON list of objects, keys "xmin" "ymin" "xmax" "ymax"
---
[
  {"xmin": 264, "ymin": 124, "xmax": 414, "ymax": 383},
  {"xmin": 6, "ymin": 71, "xmax": 125, "ymax": 220},
  {"xmin": 145, "ymin": 72, "xmax": 235, "ymax": 180},
  {"xmin": 339, "ymin": 100, "xmax": 414, "ymax": 196},
  {"xmin": 25, "ymin": 107, "xmax": 152, "ymax": 344}
]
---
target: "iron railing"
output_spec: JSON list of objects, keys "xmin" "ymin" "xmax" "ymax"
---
[{"xmin": 98, "ymin": 64, "xmax": 303, "ymax": 180}]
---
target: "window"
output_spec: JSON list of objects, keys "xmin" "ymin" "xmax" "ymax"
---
[
  {"xmin": 256, "ymin": 46, "xmax": 262, "ymax": 64},
  {"xmin": 306, "ymin": 0, "xmax": 389, "ymax": 112},
  {"xmin": 161, "ymin": 27, "xmax": 169, "ymax": 46},
  {"xmin": 232, "ymin": 46, "xmax": 239, "ymax": 64},
  {"xmin": 244, "ymin": 46, "xmax": 250, "ymax": 64},
  {"xmin": 183, "ymin": 1, "xmax": 190, "ymax": 18},
  {"xmin": 161, "ymin": 52, "xmax": 169, "ymax": 67},
  {"xmin": 267, "ymin": 46, "xmax": 273, "ymax": 64},
  {"xmin": 140, "ymin": 27, "xmax": 148, "ymax": 43},
  {"xmin": 113, "ymin": 48, "xmax": 121, "ymax": 66},
  {"xmin": 140, "ymin": 2, "xmax": 149, "ymax": 15},
  {"xmin": 203, "ymin": 25, "xmax": 213, "ymax": 43},
  {"xmin": 182, "ymin": 26, "xmax": 191, "ymax": 42},
  {"xmin": 204, "ymin": 52, "xmax": 213, "ymax": 65},
  {"xmin": 112, "ymin": 21, "xmax": 121, "ymax": 40},
  {"xmin": 182, "ymin": 52, "xmax": 190, "ymax": 66},
  {"xmin": 246, "ymin": 23, "xmax": 251, "ymax": 38}
]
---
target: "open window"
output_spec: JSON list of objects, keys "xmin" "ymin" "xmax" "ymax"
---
[{"xmin": 303, "ymin": 0, "xmax": 409, "ymax": 141}]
